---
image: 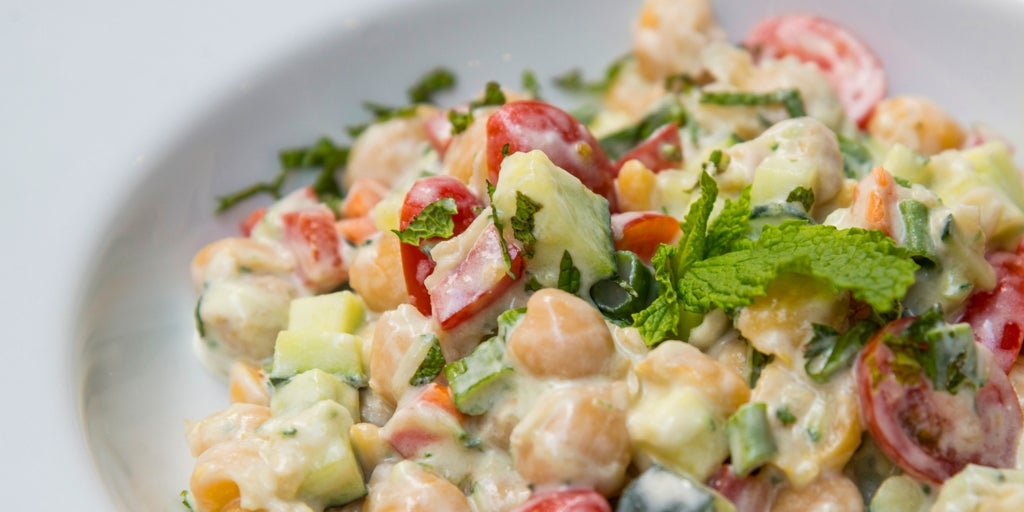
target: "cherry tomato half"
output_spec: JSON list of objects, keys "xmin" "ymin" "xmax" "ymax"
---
[
  {"xmin": 486, "ymin": 100, "xmax": 617, "ymax": 208},
  {"xmin": 398, "ymin": 176, "xmax": 482, "ymax": 315},
  {"xmin": 281, "ymin": 204, "xmax": 347, "ymax": 293},
  {"xmin": 610, "ymin": 211, "xmax": 682, "ymax": 262},
  {"xmin": 961, "ymin": 249, "xmax": 1024, "ymax": 373},
  {"xmin": 745, "ymin": 14, "xmax": 886, "ymax": 126},
  {"xmin": 854, "ymin": 317, "xmax": 1022, "ymax": 484},
  {"xmin": 511, "ymin": 487, "xmax": 611, "ymax": 512},
  {"xmin": 614, "ymin": 122, "xmax": 682, "ymax": 174}
]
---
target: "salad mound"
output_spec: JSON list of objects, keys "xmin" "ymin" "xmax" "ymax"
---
[{"xmin": 184, "ymin": 0, "xmax": 1024, "ymax": 510}]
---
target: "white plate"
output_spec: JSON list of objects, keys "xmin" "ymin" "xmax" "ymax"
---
[{"xmin": 8, "ymin": 0, "xmax": 1023, "ymax": 509}]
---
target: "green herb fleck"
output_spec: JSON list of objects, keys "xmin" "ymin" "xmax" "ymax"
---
[
  {"xmin": 194, "ymin": 295, "xmax": 205, "ymax": 338},
  {"xmin": 786, "ymin": 186, "xmax": 815, "ymax": 212},
  {"xmin": 511, "ymin": 192, "xmax": 542, "ymax": 258},
  {"xmin": 525, "ymin": 275, "xmax": 543, "ymax": 292},
  {"xmin": 747, "ymin": 344, "xmax": 773, "ymax": 388},
  {"xmin": 448, "ymin": 109, "xmax": 474, "ymax": 135},
  {"xmin": 804, "ymin": 320, "xmax": 878, "ymax": 383},
  {"xmin": 700, "ymin": 89, "xmax": 806, "ymax": 118},
  {"xmin": 558, "ymin": 251, "xmax": 581, "ymax": 294},
  {"xmin": 407, "ymin": 67, "xmax": 457, "ymax": 104},
  {"xmin": 180, "ymin": 490, "xmax": 195, "ymax": 511},
  {"xmin": 775, "ymin": 406, "xmax": 797, "ymax": 426},
  {"xmin": 521, "ymin": 69, "xmax": 542, "ymax": 100},
  {"xmin": 807, "ymin": 427, "xmax": 821, "ymax": 443},
  {"xmin": 884, "ymin": 307, "xmax": 985, "ymax": 394},
  {"xmin": 486, "ymin": 181, "xmax": 515, "ymax": 275},
  {"xmin": 281, "ymin": 427, "xmax": 298, "ymax": 437},
  {"xmin": 410, "ymin": 335, "xmax": 446, "ymax": 386},
  {"xmin": 598, "ymin": 99, "xmax": 687, "ymax": 159},
  {"xmin": 393, "ymin": 198, "xmax": 458, "ymax": 246},
  {"xmin": 837, "ymin": 134, "xmax": 874, "ymax": 179}
]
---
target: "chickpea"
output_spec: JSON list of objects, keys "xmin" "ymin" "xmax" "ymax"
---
[
  {"xmin": 368, "ymin": 304, "xmax": 436, "ymax": 406},
  {"xmin": 633, "ymin": 0, "xmax": 723, "ymax": 80},
  {"xmin": 191, "ymin": 237, "xmax": 293, "ymax": 292},
  {"xmin": 349, "ymin": 231, "xmax": 408, "ymax": 312},
  {"xmin": 867, "ymin": 95, "xmax": 966, "ymax": 156},
  {"xmin": 634, "ymin": 340, "xmax": 749, "ymax": 415},
  {"xmin": 186, "ymin": 403, "xmax": 271, "ymax": 457},
  {"xmin": 363, "ymin": 461, "xmax": 473, "ymax": 512},
  {"xmin": 345, "ymin": 106, "xmax": 436, "ymax": 189},
  {"xmin": 442, "ymin": 108, "xmax": 490, "ymax": 186},
  {"xmin": 190, "ymin": 439, "xmax": 267, "ymax": 512},
  {"xmin": 506, "ymin": 289, "xmax": 617, "ymax": 379},
  {"xmin": 198, "ymin": 274, "xmax": 296, "ymax": 363},
  {"xmin": 509, "ymin": 384, "xmax": 631, "ymax": 496},
  {"xmin": 771, "ymin": 472, "xmax": 864, "ymax": 512}
]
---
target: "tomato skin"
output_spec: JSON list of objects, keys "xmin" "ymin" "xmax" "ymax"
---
[
  {"xmin": 745, "ymin": 14, "xmax": 886, "ymax": 126},
  {"xmin": 960, "ymin": 249, "xmax": 1024, "ymax": 373},
  {"xmin": 428, "ymin": 224, "xmax": 523, "ymax": 330},
  {"xmin": 486, "ymin": 100, "xmax": 617, "ymax": 208},
  {"xmin": 855, "ymin": 317, "xmax": 1023, "ymax": 484},
  {"xmin": 707, "ymin": 465, "xmax": 773, "ymax": 512},
  {"xmin": 614, "ymin": 123, "xmax": 682, "ymax": 174},
  {"xmin": 281, "ymin": 205, "xmax": 347, "ymax": 293},
  {"xmin": 398, "ymin": 176, "xmax": 483, "ymax": 315},
  {"xmin": 611, "ymin": 211, "xmax": 682, "ymax": 262},
  {"xmin": 423, "ymin": 109, "xmax": 455, "ymax": 157},
  {"xmin": 240, "ymin": 207, "xmax": 267, "ymax": 237},
  {"xmin": 511, "ymin": 488, "xmax": 611, "ymax": 512}
]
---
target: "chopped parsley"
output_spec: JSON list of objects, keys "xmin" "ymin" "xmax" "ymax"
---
[
  {"xmin": 511, "ymin": 192, "xmax": 542, "ymax": 258},
  {"xmin": 700, "ymin": 89, "xmax": 806, "ymax": 118},
  {"xmin": 410, "ymin": 335, "xmax": 445, "ymax": 386},
  {"xmin": 392, "ymin": 198, "xmax": 458, "ymax": 246}
]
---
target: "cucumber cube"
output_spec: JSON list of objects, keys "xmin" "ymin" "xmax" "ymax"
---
[
  {"xmin": 271, "ymin": 369, "xmax": 360, "ymax": 422},
  {"xmin": 288, "ymin": 291, "xmax": 365, "ymax": 334},
  {"xmin": 445, "ymin": 336, "xmax": 514, "ymax": 415},
  {"xmin": 270, "ymin": 330, "xmax": 365, "ymax": 387}
]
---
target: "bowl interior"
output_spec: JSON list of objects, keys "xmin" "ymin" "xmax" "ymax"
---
[{"xmin": 75, "ymin": 0, "xmax": 1024, "ymax": 509}]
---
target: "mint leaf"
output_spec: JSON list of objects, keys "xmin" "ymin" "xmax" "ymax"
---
[
  {"xmin": 557, "ymin": 251, "xmax": 581, "ymax": 293},
  {"xmin": 634, "ymin": 244, "xmax": 682, "ymax": 343},
  {"xmin": 706, "ymin": 186, "xmax": 752, "ymax": 257},
  {"xmin": 700, "ymin": 89, "xmax": 806, "ymax": 118},
  {"xmin": 886, "ymin": 308, "xmax": 985, "ymax": 394},
  {"xmin": 804, "ymin": 320, "xmax": 878, "ymax": 383},
  {"xmin": 677, "ymin": 223, "xmax": 918, "ymax": 313},
  {"xmin": 408, "ymin": 67, "xmax": 457, "ymax": 104},
  {"xmin": 676, "ymin": 171, "xmax": 718, "ymax": 273},
  {"xmin": 511, "ymin": 192, "xmax": 542, "ymax": 258},
  {"xmin": 786, "ymin": 186, "xmax": 815, "ymax": 212},
  {"xmin": 410, "ymin": 335, "xmax": 445, "ymax": 386},
  {"xmin": 485, "ymin": 181, "xmax": 514, "ymax": 274},
  {"xmin": 837, "ymin": 133, "xmax": 874, "ymax": 179},
  {"xmin": 393, "ymin": 198, "xmax": 458, "ymax": 246}
]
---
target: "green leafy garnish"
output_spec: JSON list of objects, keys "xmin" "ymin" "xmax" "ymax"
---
[
  {"xmin": 598, "ymin": 99, "xmax": 687, "ymax": 159},
  {"xmin": 521, "ymin": 69, "xmax": 542, "ymax": 100},
  {"xmin": 410, "ymin": 335, "xmax": 445, "ymax": 386},
  {"xmin": 700, "ymin": 89, "xmax": 806, "ymax": 118},
  {"xmin": 193, "ymin": 295, "xmax": 205, "ymax": 338},
  {"xmin": 706, "ymin": 186, "xmax": 751, "ymax": 257},
  {"xmin": 486, "ymin": 181, "xmax": 514, "ymax": 275},
  {"xmin": 747, "ymin": 343, "xmax": 773, "ymax": 388},
  {"xmin": 804, "ymin": 320, "xmax": 878, "ymax": 383},
  {"xmin": 407, "ymin": 67, "xmax": 457, "ymax": 104},
  {"xmin": 553, "ymin": 56, "xmax": 627, "ymax": 94},
  {"xmin": 217, "ymin": 137, "xmax": 349, "ymax": 212},
  {"xmin": 775, "ymin": 406, "xmax": 796, "ymax": 426},
  {"xmin": 511, "ymin": 192, "xmax": 542, "ymax": 258},
  {"xmin": 837, "ymin": 133, "xmax": 874, "ymax": 179},
  {"xmin": 557, "ymin": 251, "xmax": 581, "ymax": 293},
  {"xmin": 786, "ymin": 186, "xmax": 815, "ymax": 213},
  {"xmin": 633, "ymin": 170, "xmax": 918, "ymax": 345},
  {"xmin": 884, "ymin": 308, "xmax": 985, "ymax": 394},
  {"xmin": 393, "ymin": 198, "xmax": 458, "ymax": 246},
  {"xmin": 448, "ymin": 109, "xmax": 474, "ymax": 135},
  {"xmin": 448, "ymin": 81, "xmax": 508, "ymax": 135},
  {"xmin": 180, "ymin": 490, "xmax": 195, "ymax": 511}
]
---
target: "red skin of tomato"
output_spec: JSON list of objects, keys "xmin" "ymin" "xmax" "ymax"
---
[
  {"xmin": 707, "ymin": 465, "xmax": 774, "ymax": 512},
  {"xmin": 281, "ymin": 205, "xmax": 347, "ymax": 293},
  {"xmin": 428, "ymin": 224, "xmax": 523, "ymax": 330},
  {"xmin": 398, "ymin": 176, "xmax": 482, "ymax": 315},
  {"xmin": 486, "ymin": 100, "xmax": 618, "ymax": 210},
  {"xmin": 240, "ymin": 207, "xmax": 267, "ymax": 237},
  {"xmin": 960, "ymin": 249, "xmax": 1024, "ymax": 373},
  {"xmin": 611, "ymin": 211, "xmax": 682, "ymax": 262},
  {"xmin": 423, "ymin": 109, "xmax": 456, "ymax": 157},
  {"xmin": 744, "ymin": 14, "xmax": 887, "ymax": 127},
  {"xmin": 511, "ymin": 488, "xmax": 611, "ymax": 512},
  {"xmin": 854, "ymin": 317, "xmax": 1023, "ymax": 484},
  {"xmin": 614, "ymin": 122, "xmax": 682, "ymax": 174}
]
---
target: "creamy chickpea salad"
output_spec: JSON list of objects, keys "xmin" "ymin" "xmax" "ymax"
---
[{"xmin": 184, "ymin": 1, "xmax": 1024, "ymax": 511}]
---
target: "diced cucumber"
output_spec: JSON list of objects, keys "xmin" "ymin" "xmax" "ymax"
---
[
  {"xmin": 269, "ymin": 331, "xmax": 365, "ymax": 387},
  {"xmin": 869, "ymin": 475, "xmax": 930, "ymax": 512},
  {"xmin": 491, "ymin": 150, "xmax": 615, "ymax": 295},
  {"xmin": 617, "ymin": 465, "xmax": 736, "ymax": 512},
  {"xmin": 444, "ymin": 336, "xmax": 514, "ymax": 415},
  {"xmin": 496, "ymin": 307, "xmax": 526, "ymax": 341},
  {"xmin": 288, "ymin": 291, "xmax": 365, "ymax": 334},
  {"xmin": 271, "ymin": 369, "xmax": 360, "ymax": 422},
  {"xmin": 725, "ymin": 402, "xmax": 776, "ymax": 476}
]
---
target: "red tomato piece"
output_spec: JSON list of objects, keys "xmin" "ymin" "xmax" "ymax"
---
[
  {"xmin": 611, "ymin": 211, "xmax": 682, "ymax": 261},
  {"xmin": 428, "ymin": 224, "xmax": 523, "ymax": 330},
  {"xmin": 399, "ymin": 176, "xmax": 483, "ymax": 315},
  {"xmin": 281, "ymin": 205, "xmax": 347, "ymax": 293},
  {"xmin": 240, "ymin": 207, "xmax": 267, "ymax": 237},
  {"xmin": 855, "ymin": 317, "xmax": 1023, "ymax": 484},
  {"xmin": 745, "ymin": 14, "xmax": 886, "ymax": 126},
  {"xmin": 383, "ymin": 383, "xmax": 462, "ymax": 458},
  {"xmin": 512, "ymin": 488, "xmax": 611, "ymax": 512},
  {"xmin": 614, "ymin": 123, "xmax": 682, "ymax": 173},
  {"xmin": 707, "ymin": 465, "xmax": 774, "ymax": 512},
  {"xmin": 486, "ymin": 100, "xmax": 617, "ymax": 208},
  {"xmin": 961, "ymin": 249, "xmax": 1024, "ymax": 373},
  {"xmin": 423, "ymin": 109, "xmax": 456, "ymax": 157}
]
